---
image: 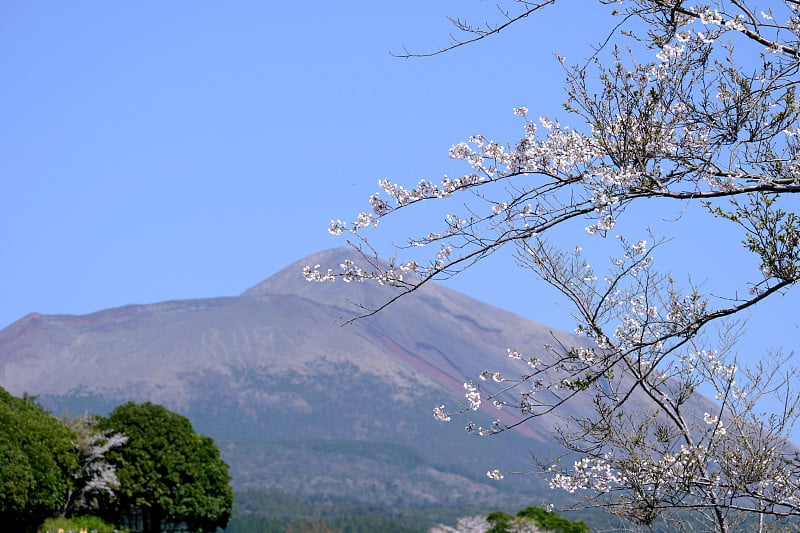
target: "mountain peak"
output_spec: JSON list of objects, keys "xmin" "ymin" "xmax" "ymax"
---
[
  {"xmin": 241, "ymin": 247, "xmax": 356, "ymax": 297},
  {"xmin": 240, "ymin": 247, "xmax": 409, "ymax": 318}
]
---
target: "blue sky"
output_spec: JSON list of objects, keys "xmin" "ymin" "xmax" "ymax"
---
[
  {"xmin": 2, "ymin": 1, "xmax": 797, "ymax": 396},
  {"xmin": 0, "ymin": 1, "xmax": 599, "ymax": 329}
]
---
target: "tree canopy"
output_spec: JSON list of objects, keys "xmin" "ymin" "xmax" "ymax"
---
[
  {"xmin": 99, "ymin": 401, "xmax": 233, "ymax": 533},
  {"xmin": 311, "ymin": 1, "xmax": 800, "ymax": 531},
  {"xmin": 0, "ymin": 388, "xmax": 77, "ymax": 533}
]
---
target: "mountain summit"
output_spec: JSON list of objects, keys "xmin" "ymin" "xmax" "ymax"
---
[{"xmin": 0, "ymin": 248, "xmax": 573, "ymax": 426}]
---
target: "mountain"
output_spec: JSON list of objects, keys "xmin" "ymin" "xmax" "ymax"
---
[{"xmin": 0, "ymin": 248, "xmax": 628, "ymax": 520}]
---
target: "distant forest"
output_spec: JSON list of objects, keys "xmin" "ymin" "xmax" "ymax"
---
[{"xmin": 224, "ymin": 490, "xmax": 601, "ymax": 533}]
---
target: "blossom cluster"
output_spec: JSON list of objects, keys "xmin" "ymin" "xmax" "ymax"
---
[
  {"xmin": 703, "ymin": 412, "xmax": 727, "ymax": 436},
  {"xmin": 328, "ymin": 211, "xmax": 379, "ymax": 236},
  {"xmin": 433, "ymin": 405, "xmax": 451, "ymax": 422},
  {"xmin": 487, "ymin": 469, "xmax": 504, "ymax": 480},
  {"xmin": 464, "ymin": 380, "xmax": 482, "ymax": 410},
  {"xmin": 69, "ymin": 417, "xmax": 129, "ymax": 511},
  {"xmin": 548, "ymin": 456, "xmax": 621, "ymax": 493},
  {"xmin": 302, "ymin": 259, "xmax": 416, "ymax": 286},
  {"xmin": 428, "ymin": 515, "xmax": 490, "ymax": 533},
  {"xmin": 432, "ymin": 344, "xmax": 549, "ymax": 430},
  {"xmin": 512, "ymin": 117, "xmax": 598, "ymax": 173}
]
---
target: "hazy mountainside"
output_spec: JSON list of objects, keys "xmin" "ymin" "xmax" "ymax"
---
[
  {"xmin": 0, "ymin": 248, "xmax": 584, "ymax": 437},
  {"xmin": 0, "ymin": 248, "xmax": 648, "ymax": 517}
]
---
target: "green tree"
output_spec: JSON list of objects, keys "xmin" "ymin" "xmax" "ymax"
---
[
  {"xmin": 99, "ymin": 402, "xmax": 233, "ymax": 533},
  {"xmin": 486, "ymin": 506, "xmax": 587, "ymax": 533},
  {"xmin": 0, "ymin": 387, "xmax": 77, "ymax": 533}
]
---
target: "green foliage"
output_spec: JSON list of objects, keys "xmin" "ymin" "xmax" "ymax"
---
[
  {"xmin": 99, "ymin": 402, "xmax": 233, "ymax": 533},
  {"xmin": 486, "ymin": 506, "xmax": 589, "ymax": 533},
  {"xmin": 226, "ymin": 512, "xmax": 425, "ymax": 533},
  {"xmin": 41, "ymin": 514, "xmax": 127, "ymax": 532},
  {"xmin": 485, "ymin": 510, "xmax": 513, "ymax": 533},
  {"xmin": 0, "ymin": 387, "xmax": 77, "ymax": 533},
  {"xmin": 516, "ymin": 506, "xmax": 589, "ymax": 533}
]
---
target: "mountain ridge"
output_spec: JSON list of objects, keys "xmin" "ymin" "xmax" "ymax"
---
[{"xmin": 0, "ymin": 249, "xmax": 574, "ymax": 412}]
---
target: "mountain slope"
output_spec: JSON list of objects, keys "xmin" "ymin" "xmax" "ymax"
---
[
  {"xmin": 0, "ymin": 248, "xmax": 582, "ymax": 433},
  {"xmin": 0, "ymin": 248, "xmax": 631, "ymax": 512}
]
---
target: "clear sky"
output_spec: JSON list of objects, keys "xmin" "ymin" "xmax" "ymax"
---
[
  {"xmin": 2, "ymin": 1, "xmax": 797, "ymax": 398},
  {"xmin": 0, "ymin": 1, "xmax": 600, "ymax": 329}
]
